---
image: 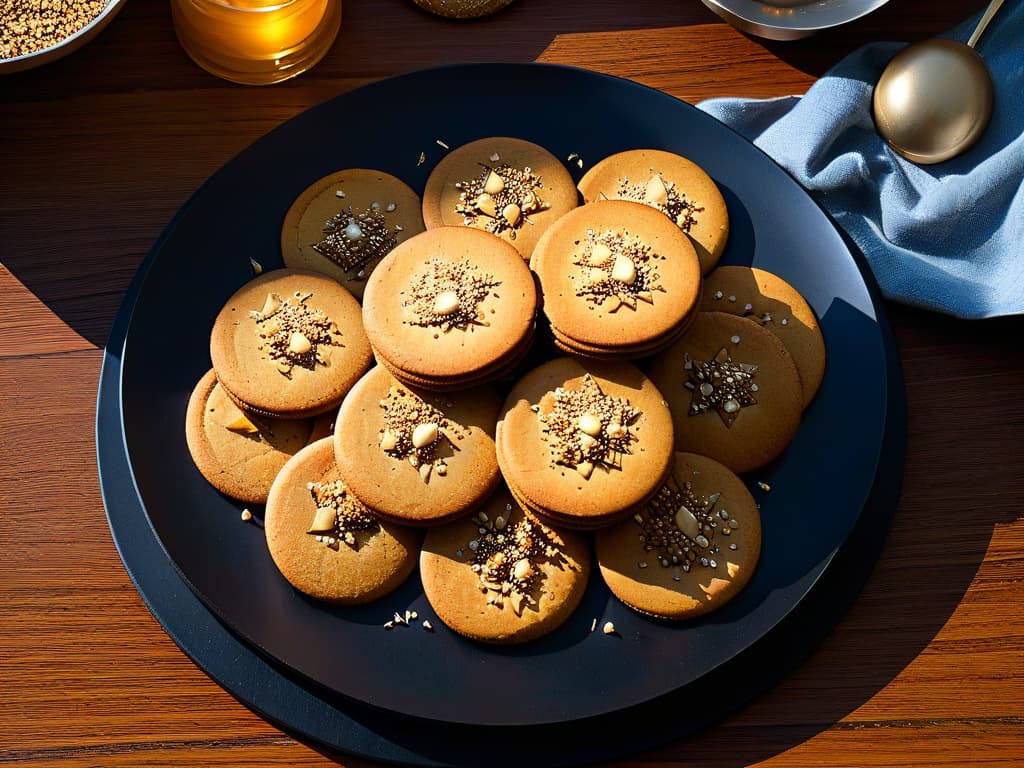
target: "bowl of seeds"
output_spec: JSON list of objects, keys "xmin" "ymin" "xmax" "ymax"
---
[{"xmin": 0, "ymin": 0, "xmax": 129, "ymax": 74}]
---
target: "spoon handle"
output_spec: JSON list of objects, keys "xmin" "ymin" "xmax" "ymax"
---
[{"xmin": 967, "ymin": 0, "xmax": 1006, "ymax": 48}]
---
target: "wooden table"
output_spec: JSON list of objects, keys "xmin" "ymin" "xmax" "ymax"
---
[{"xmin": 2, "ymin": 0, "xmax": 1022, "ymax": 765}]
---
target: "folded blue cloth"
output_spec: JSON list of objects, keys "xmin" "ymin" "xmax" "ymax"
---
[{"xmin": 698, "ymin": 3, "xmax": 1024, "ymax": 318}]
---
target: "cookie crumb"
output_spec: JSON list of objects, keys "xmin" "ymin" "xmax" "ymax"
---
[
  {"xmin": 757, "ymin": 481, "xmax": 771, "ymax": 492},
  {"xmin": 417, "ymin": 151, "xmax": 426, "ymax": 167},
  {"xmin": 240, "ymin": 509, "xmax": 253, "ymax": 522},
  {"xmin": 422, "ymin": 619, "xmax": 434, "ymax": 631},
  {"xmin": 436, "ymin": 139, "xmax": 450, "ymax": 150},
  {"xmin": 602, "ymin": 621, "xmax": 617, "ymax": 635},
  {"xmin": 249, "ymin": 258, "xmax": 263, "ymax": 275},
  {"xmin": 590, "ymin": 618, "xmax": 597, "ymax": 633},
  {"xmin": 384, "ymin": 620, "xmax": 394, "ymax": 630}
]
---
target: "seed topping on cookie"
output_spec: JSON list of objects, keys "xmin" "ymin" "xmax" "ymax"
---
[
  {"xmin": 538, "ymin": 374, "xmax": 641, "ymax": 479},
  {"xmin": 378, "ymin": 387, "xmax": 466, "ymax": 482},
  {"xmin": 312, "ymin": 204, "xmax": 399, "ymax": 279},
  {"xmin": 401, "ymin": 257, "xmax": 501, "ymax": 333},
  {"xmin": 454, "ymin": 163, "xmax": 549, "ymax": 239},
  {"xmin": 683, "ymin": 348, "xmax": 759, "ymax": 427},
  {"xmin": 614, "ymin": 172, "xmax": 702, "ymax": 234},
  {"xmin": 572, "ymin": 229, "xmax": 665, "ymax": 312},
  {"xmin": 250, "ymin": 291, "xmax": 342, "ymax": 377},
  {"xmin": 633, "ymin": 476, "xmax": 737, "ymax": 575},
  {"xmin": 305, "ymin": 478, "xmax": 380, "ymax": 550},
  {"xmin": 464, "ymin": 502, "xmax": 571, "ymax": 615}
]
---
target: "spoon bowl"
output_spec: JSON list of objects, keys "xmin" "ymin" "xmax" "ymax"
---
[
  {"xmin": 873, "ymin": 38, "xmax": 994, "ymax": 165},
  {"xmin": 872, "ymin": 0, "xmax": 1005, "ymax": 165}
]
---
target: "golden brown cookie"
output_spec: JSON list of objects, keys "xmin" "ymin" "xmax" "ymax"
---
[
  {"xmin": 281, "ymin": 168, "xmax": 425, "ymax": 300},
  {"xmin": 361, "ymin": 227, "xmax": 538, "ymax": 390},
  {"xmin": 595, "ymin": 452, "xmax": 761, "ymax": 620},
  {"xmin": 411, "ymin": 0, "xmax": 516, "ymax": 18},
  {"xmin": 496, "ymin": 357, "xmax": 675, "ymax": 529},
  {"xmin": 701, "ymin": 266, "xmax": 825, "ymax": 406},
  {"xmin": 209, "ymin": 269, "xmax": 373, "ymax": 419},
  {"xmin": 419, "ymin": 488, "xmax": 590, "ymax": 644},
  {"xmin": 578, "ymin": 149, "xmax": 729, "ymax": 275},
  {"xmin": 422, "ymin": 137, "xmax": 577, "ymax": 260},
  {"xmin": 264, "ymin": 438, "xmax": 421, "ymax": 605},
  {"xmin": 647, "ymin": 312, "xmax": 803, "ymax": 473},
  {"xmin": 333, "ymin": 365, "xmax": 502, "ymax": 526},
  {"xmin": 530, "ymin": 200, "xmax": 702, "ymax": 359},
  {"xmin": 184, "ymin": 369, "xmax": 316, "ymax": 504}
]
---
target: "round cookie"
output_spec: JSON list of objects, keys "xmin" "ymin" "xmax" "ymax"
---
[
  {"xmin": 530, "ymin": 200, "xmax": 702, "ymax": 358},
  {"xmin": 595, "ymin": 452, "xmax": 761, "ymax": 620},
  {"xmin": 420, "ymin": 488, "xmax": 590, "ymax": 644},
  {"xmin": 184, "ymin": 369, "xmax": 316, "ymax": 504},
  {"xmin": 210, "ymin": 269, "xmax": 373, "ymax": 419},
  {"xmin": 411, "ymin": 0, "xmax": 516, "ymax": 18},
  {"xmin": 496, "ymin": 357, "xmax": 675, "ymax": 529},
  {"xmin": 281, "ymin": 168, "xmax": 425, "ymax": 300},
  {"xmin": 361, "ymin": 227, "xmax": 538, "ymax": 389},
  {"xmin": 333, "ymin": 365, "xmax": 502, "ymax": 526},
  {"xmin": 701, "ymin": 266, "xmax": 825, "ymax": 406},
  {"xmin": 577, "ymin": 149, "xmax": 729, "ymax": 275},
  {"xmin": 264, "ymin": 438, "xmax": 421, "ymax": 605},
  {"xmin": 422, "ymin": 137, "xmax": 577, "ymax": 260},
  {"xmin": 647, "ymin": 312, "xmax": 803, "ymax": 474}
]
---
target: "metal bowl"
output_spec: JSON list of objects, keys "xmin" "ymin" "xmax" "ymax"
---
[
  {"xmin": 701, "ymin": 0, "xmax": 891, "ymax": 41},
  {"xmin": 0, "ymin": 0, "xmax": 129, "ymax": 74}
]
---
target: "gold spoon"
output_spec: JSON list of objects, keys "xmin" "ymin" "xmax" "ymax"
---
[{"xmin": 873, "ymin": 0, "xmax": 1006, "ymax": 164}]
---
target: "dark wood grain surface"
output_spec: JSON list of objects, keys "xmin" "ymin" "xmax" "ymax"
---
[{"xmin": 2, "ymin": 1, "xmax": 1022, "ymax": 765}]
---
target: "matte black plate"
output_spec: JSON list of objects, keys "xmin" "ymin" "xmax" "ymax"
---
[{"xmin": 105, "ymin": 64, "xmax": 896, "ymax": 729}]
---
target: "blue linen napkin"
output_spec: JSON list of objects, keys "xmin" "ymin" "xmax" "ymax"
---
[{"xmin": 697, "ymin": 3, "xmax": 1024, "ymax": 319}]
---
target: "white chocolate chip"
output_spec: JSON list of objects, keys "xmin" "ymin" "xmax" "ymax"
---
[
  {"xmin": 700, "ymin": 382, "xmax": 714, "ymax": 396},
  {"xmin": 344, "ymin": 221, "xmax": 363, "ymax": 240},
  {"xmin": 611, "ymin": 254, "xmax": 637, "ymax": 285},
  {"xmin": 412, "ymin": 422, "xmax": 439, "ymax": 449},
  {"xmin": 308, "ymin": 506, "xmax": 336, "ymax": 534},
  {"xmin": 579, "ymin": 433, "xmax": 598, "ymax": 451},
  {"xmin": 576, "ymin": 461, "xmax": 594, "ymax": 479},
  {"xmin": 483, "ymin": 171, "xmax": 505, "ymax": 195},
  {"xmin": 502, "ymin": 203, "xmax": 521, "ymax": 226},
  {"xmin": 590, "ymin": 242, "xmax": 613, "ymax": 265},
  {"xmin": 675, "ymin": 505, "xmax": 701, "ymax": 540},
  {"xmin": 723, "ymin": 399, "xmax": 740, "ymax": 413},
  {"xmin": 419, "ymin": 462, "xmax": 433, "ymax": 483},
  {"xmin": 578, "ymin": 412, "xmax": 603, "ymax": 437},
  {"xmin": 379, "ymin": 429, "xmax": 399, "ymax": 451},
  {"xmin": 259, "ymin": 293, "xmax": 282, "ymax": 317},
  {"xmin": 645, "ymin": 174, "xmax": 669, "ymax": 205},
  {"xmin": 433, "ymin": 290, "xmax": 460, "ymax": 316},
  {"xmin": 288, "ymin": 331, "xmax": 312, "ymax": 355},
  {"xmin": 512, "ymin": 559, "xmax": 534, "ymax": 580},
  {"xmin": 475, "ymin": 193, "xmax": 497, "ymax": 218}
]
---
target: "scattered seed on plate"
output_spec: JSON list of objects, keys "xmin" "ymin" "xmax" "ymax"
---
[
  {"xmin": 417, "ymin": 151, "xmax": 426, "ymax": 167},
  {"xmin": 249, "ymin": 258, "xmax": 263, "ymax": 275},
  {"xmin": 757, "ymin": 481, "xmax": 772, "ymax": 492},
  {"xmin": 436, "ymin": 139, "xmax": 449, "ymax": 150},
  {"xmin": 602, "ymin": 621, "xmax": 617, "ymax": 635},
  {"xmin": 240, "ymin": 509, "xmax": 253, "ymax": 522}
]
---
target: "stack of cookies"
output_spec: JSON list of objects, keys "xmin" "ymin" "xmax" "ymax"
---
[{"xmin": 183, "ymin": 139, "xmax": 826, "ymax": 641}]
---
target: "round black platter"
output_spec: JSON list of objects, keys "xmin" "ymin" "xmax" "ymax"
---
[{"xmin": 97, "ymin": 64, "xmax": 906, "ymax": 764}]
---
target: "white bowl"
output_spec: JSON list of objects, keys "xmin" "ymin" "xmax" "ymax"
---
[
  {"xmin": 701, "ymin": 0, "xmax": 890, "ymax": 41},
  {"xmin": 0, "ymin": 0, "xmax": 130, "ymax": 74}
]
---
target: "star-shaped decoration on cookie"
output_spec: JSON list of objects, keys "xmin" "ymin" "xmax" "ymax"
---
[
  {"xmin": 313, "ymin": 204, "xmax": 398, "ymax": 278},
  {"xmin": 684, "ymin": 348, "xmax": 759, "ymax": 428}
]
